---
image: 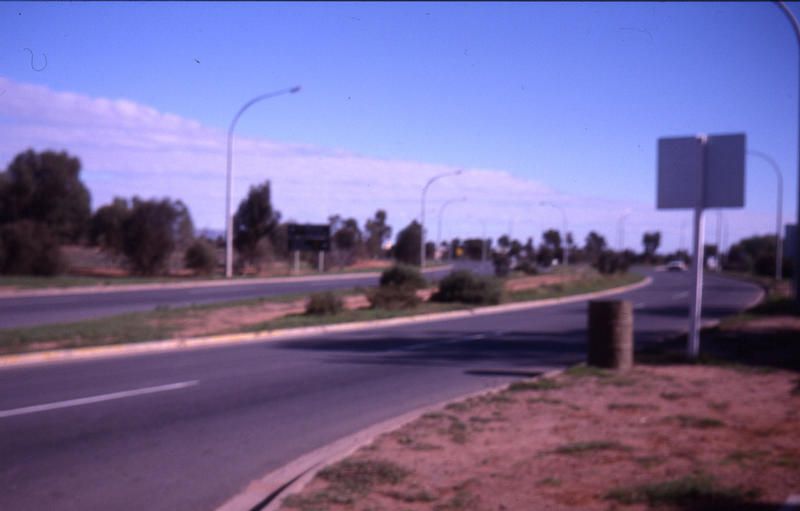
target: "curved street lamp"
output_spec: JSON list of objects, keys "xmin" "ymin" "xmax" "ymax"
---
[
  {"xmin": 420, "ymin": 169, "xmax": 463, "ymax": 268},
  {"xmin": 225, "ymin": 86, "xmax": 301, "ymax": 278},
  {"xmin": 748, "ymin": 150, "xmax": 784, "ymax": 280},
  {"xmin": 777, "ymin": 1, "xmax": 800, "ymax": 299}
]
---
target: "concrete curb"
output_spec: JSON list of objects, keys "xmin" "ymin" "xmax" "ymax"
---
[
  {"xmin": 0, "ymin": 265, "xmax": 452, "ymax": 299},
  {"xmin": 0, "ymin": 276, "xmax": 652, "ymax": 369},
  {"xmin": 215, "ymin": 368, "xmax": 564, "ymax": 511}
]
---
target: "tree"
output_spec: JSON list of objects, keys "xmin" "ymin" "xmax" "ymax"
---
[
  {"xmin": 365, "ymin": 210, "xmax": 392, "ymax": 259},
  {"xmin": 462, "ymin": 238, "xmax": 485, "ymax": 261},
  {"xmin": 642, "ymin": 231, "xmax": 661, "ymax": 259},
  {"xmin": 584, "ymin": 231, "xmax": 607, "ymax": 262},
  {"xmin": 0, "ymin": 149, "xmax": 91, "ymax": 242},
  {"xmin": 0, "ymin": 220, "xmax": 67, "ymax": 275},
  {"xmin": 393, "ymin": 220, "xmax": 421, "ymax": 265},
  {"xmin": 330, "ymin": 216, "xmax": 363, "ymax": 267},
  {"xmin": 184, "ymin": 238, "xmax": 217, "ymax": 275},
  {"xmin": 542, "ymin": 229, "xmax": 563, "ymax": 263},
  {"xmin": 121, "ymin": 198, "xmax": 189, "ymax": 275},
  {"xmin": 233, "ymin": 181, "xmax": 281, "ymax": 267},
  {"xmin": 89, "ymin": 197, "xmax": 130, "ymax": 252}
]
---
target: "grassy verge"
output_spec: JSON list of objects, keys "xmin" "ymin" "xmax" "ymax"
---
[
  {"xmin": 0, "ymin": 271, "xmax": 642, "ymax": 356},
  {"xmin": 506, "ymin": 272, "xmax": 644, "ymax": 303}
]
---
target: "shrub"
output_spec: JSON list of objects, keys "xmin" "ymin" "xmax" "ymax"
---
[
  {"xmin": 184, "ymin": 239, "xmax": 217, "ymax": 275},
  {"xmin": 306, "ymin": 291, "xmax": 344, "ymax": 315},
  {"xmin": 515, "ymin": 259, "xmax": 538, "ymax": 275},
  {"xmin": 594, "ymin": 250, "xmax": 630, "ymax": 274},
  {"xmin": 367, "ymin": 285, "xmax": 421, "ymax": 310},
  {"xmin": 431, "ymin": 270, "xmax": 504, "ymax": 305},
  {"xmin": 0, "ymin": 220, "xmax": 67, "ymax": 276},
  {"xmin": 379, "ymin": 264, "xmax": 427, "ymax": 289}
]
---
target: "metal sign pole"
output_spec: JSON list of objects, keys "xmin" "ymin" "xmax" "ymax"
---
[
  {"xmin": 318, "ymin": 251, "xmax": 324, "ymax": 273},
  {"xmin": 688, "ymin": 135, "xmax": 708, "ymax": 358},
  {"xmin": 293, "ymin": 250, "xmax": 300, "ymax": 274}
]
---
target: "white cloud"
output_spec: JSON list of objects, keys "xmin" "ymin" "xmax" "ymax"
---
[{"xmin": 0, "ymin": 76, "xmax": 782, "ymax": 253}]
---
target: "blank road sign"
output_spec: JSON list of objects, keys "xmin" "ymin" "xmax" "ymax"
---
[
  {"xmin": 656, "ymin": 133, "xmax": 745, "ymax": 210},
  {"xmin": 657, "ymin": 136, "xmax": 702, "ymax": 209},
  {"xmin": 704, "ymin": 134, "xmax": 745, "ymax": 208}
]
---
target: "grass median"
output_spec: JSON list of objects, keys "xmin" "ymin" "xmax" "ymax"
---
[{"xmin": 0, "ymin": 270, "xmax": 644, "ymax": 356}]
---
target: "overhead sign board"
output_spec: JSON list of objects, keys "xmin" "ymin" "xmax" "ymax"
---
[
  {"xmin": 657, "ymin": 133, "xmax": 745, "ymax": 210},
  {"xmin": 288, "ymin": 224, "xmax": 330, "ymax": 252}
]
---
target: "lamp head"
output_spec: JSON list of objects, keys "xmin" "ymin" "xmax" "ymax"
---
[{"xmin": 290, "ymin": 86, "xmax": 302, "ymax": 94}]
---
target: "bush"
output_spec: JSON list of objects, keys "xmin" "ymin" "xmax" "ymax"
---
[
  {"xmin": 0, "ymin": 220, "xmax": 67, "ymax": 275},
  {"xmin": 367, "ymin": 285, "xmax": 421, "ymax": 310},
  {"xmin": 184, "ymin": 239, "xmax": 218, "ymax": 275},
  {"xmin": 306, "ymin": 291, "xmax": 344, "ymax": 315},
  {"xmin": 594, "ymin": 250, "xmax": 630, "ymax": 275},
  {"xmin": 379, "ymin": 264, "xmax": 428, "ymax": 289},
  {"xmin": 431, "ymin": 270, "xmax": 504, "ymax": 305},
  {"xmin": 515, "ymin": 259, "xmax": 538, "ymax": 275}
]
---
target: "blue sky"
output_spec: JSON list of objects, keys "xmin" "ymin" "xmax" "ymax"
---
[{"xmin": 2, "ymin": 1, "xmax": 799, "ymax": 254}]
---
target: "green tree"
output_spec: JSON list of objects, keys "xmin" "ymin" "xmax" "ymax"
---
[
  {"xmin": 184, "ymin": 238, "xmax": 217, "ymax": 275},
  {"xmin": 121, "ymin": 198, "xmax": 190, "ymax": 275},
  {"xmin": 89, "ymin": 197, "xmax": 130, "ymax": 252},
  {"xmin": 393, "ymin": 220, "xmax": 421, "ymax": 265},
  {"xmin": 584, "ymin": 231, "xmax": 607, "ymax": 262},
  {"xmin": 233, "ymin": 181, "xmax": 281, "ymax": 267},
  {"xmin": 642, "ymin": 231, "xmax": 661, "ymax": 259},
  {"xmin": 0, "ymin": 220, "xmax": 67, "ymax": 275},
  {"xmin": 365, "ymin": 209, "xmax": 392, "ymax": 258},
  {"xmin": 330, "ymin": 216, "xmax": 363, "ymax": 267},
  {"xmin": 0, "ymin": 149, "xmax": 91, "ymax": 242}
]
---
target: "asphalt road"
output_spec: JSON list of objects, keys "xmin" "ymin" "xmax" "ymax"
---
[
  {"xmin": 0, "ymin": 267, "xmax": 462, "ymax": 329},
  {"xmin": 0, "ymin": 269, "xmax": 761, "ymax": 511}
]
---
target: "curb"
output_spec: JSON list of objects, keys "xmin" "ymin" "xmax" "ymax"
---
[
  {"xmin": 215, "ymin": 368, "xmax": 564, "ymax": 511},
  {"xmin": 0, "ymin": 276, "xmax": 652, "ymax": 369},
  {"xmin": 0, "ymin": 265, "xmax": 452, "ymax": 299}
]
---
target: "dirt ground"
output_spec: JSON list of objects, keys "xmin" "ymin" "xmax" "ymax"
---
[
  {"xmin": 279, "ymin": 363, "xmax": 799, "ymax": 511},
  {"xmin": 277, "ymin": 295, "xmax": 800, "ymax": 511}
]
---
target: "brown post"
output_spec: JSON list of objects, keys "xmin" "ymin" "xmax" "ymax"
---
[{"xmin": 588, "ymin": 300, "xmax": 633, "ymax": 371}]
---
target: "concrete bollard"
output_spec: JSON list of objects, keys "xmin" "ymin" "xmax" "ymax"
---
[{"xmin": 587, "ymin": 300, "xmax": 633, "ymax": 371}]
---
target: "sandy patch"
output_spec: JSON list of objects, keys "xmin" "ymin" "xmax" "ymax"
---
[{"xmin": 280, "ymin": 364, "xmax": 800, "ymax": 511}]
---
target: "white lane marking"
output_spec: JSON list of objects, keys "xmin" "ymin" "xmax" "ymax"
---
[
  {"xmin": 0, "ymin": 380, "xmax": 198, "ymax": 419},
  {"xmin": 672, "ymin": 291, "xmax": 689, "ymax": 300},
  {"xmin": 633, "ymin": 302, "xmax": 647, "ymax": 310}
]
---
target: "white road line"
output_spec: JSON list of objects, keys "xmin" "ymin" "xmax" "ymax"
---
[
  {"xmin": 0, "ymin": 380, "xmax": 199, "ymax": 419},
  {"xmin": 672, "ymin": 291, "xmax": 689, "ymax": 300}
]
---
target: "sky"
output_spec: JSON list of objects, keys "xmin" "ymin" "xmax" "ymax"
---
[{"xmin": 2, "ymin": 1, "xmax": 799, "ymax": 254}]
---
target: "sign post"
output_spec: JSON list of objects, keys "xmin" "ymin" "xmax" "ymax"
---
[
  {"xmin": 657, "ymin": 133, "xmax": 745, "ymax": 358},
  {"xmin": 287, "ymin": 224, "xmax": 331, "ymax": 274}
]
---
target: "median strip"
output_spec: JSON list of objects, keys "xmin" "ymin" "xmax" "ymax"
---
[{"xmin": 0, "ymin": 274, "xmax": 651, "ymax": 368}]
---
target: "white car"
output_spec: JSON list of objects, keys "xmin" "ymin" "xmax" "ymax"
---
[{"xmin": 666, "ymin": 260, "xmax": 687, "ymax": 272}]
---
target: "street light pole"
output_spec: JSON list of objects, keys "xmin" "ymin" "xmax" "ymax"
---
[
  {"xmin": 420, "ymin": 169, "xmax": 462, "ymax": 268},
  {"xmin": 539, "ymin": 202, "xmax": 569, "ymax": 264},
  {"xmin": 225, "ymin": 86, "xmax": 301, "ymax": 278},
  {"xmin": 436, "ymin": 197, "xmax": 467, "ymax": 261},
  {"xmin": 777, "ymin": 1, "xmax": 800, "ymax": 299},
  {"xmin": 748, "ymin": 150, "xmax": 785, "ymax": 281},
  {"xmin": 617, "ymin": 209, "xmax": 631, "ymax": 251}
]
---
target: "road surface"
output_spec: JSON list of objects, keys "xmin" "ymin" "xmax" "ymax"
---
[{"xmin": 0, "ymin": 269, "xmax": 761, "ymax": 511}]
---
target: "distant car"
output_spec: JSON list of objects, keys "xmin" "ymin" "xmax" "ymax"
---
[{"xmin": 666, "ymin": 260, "xmax": 687, "ymax": 272}]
